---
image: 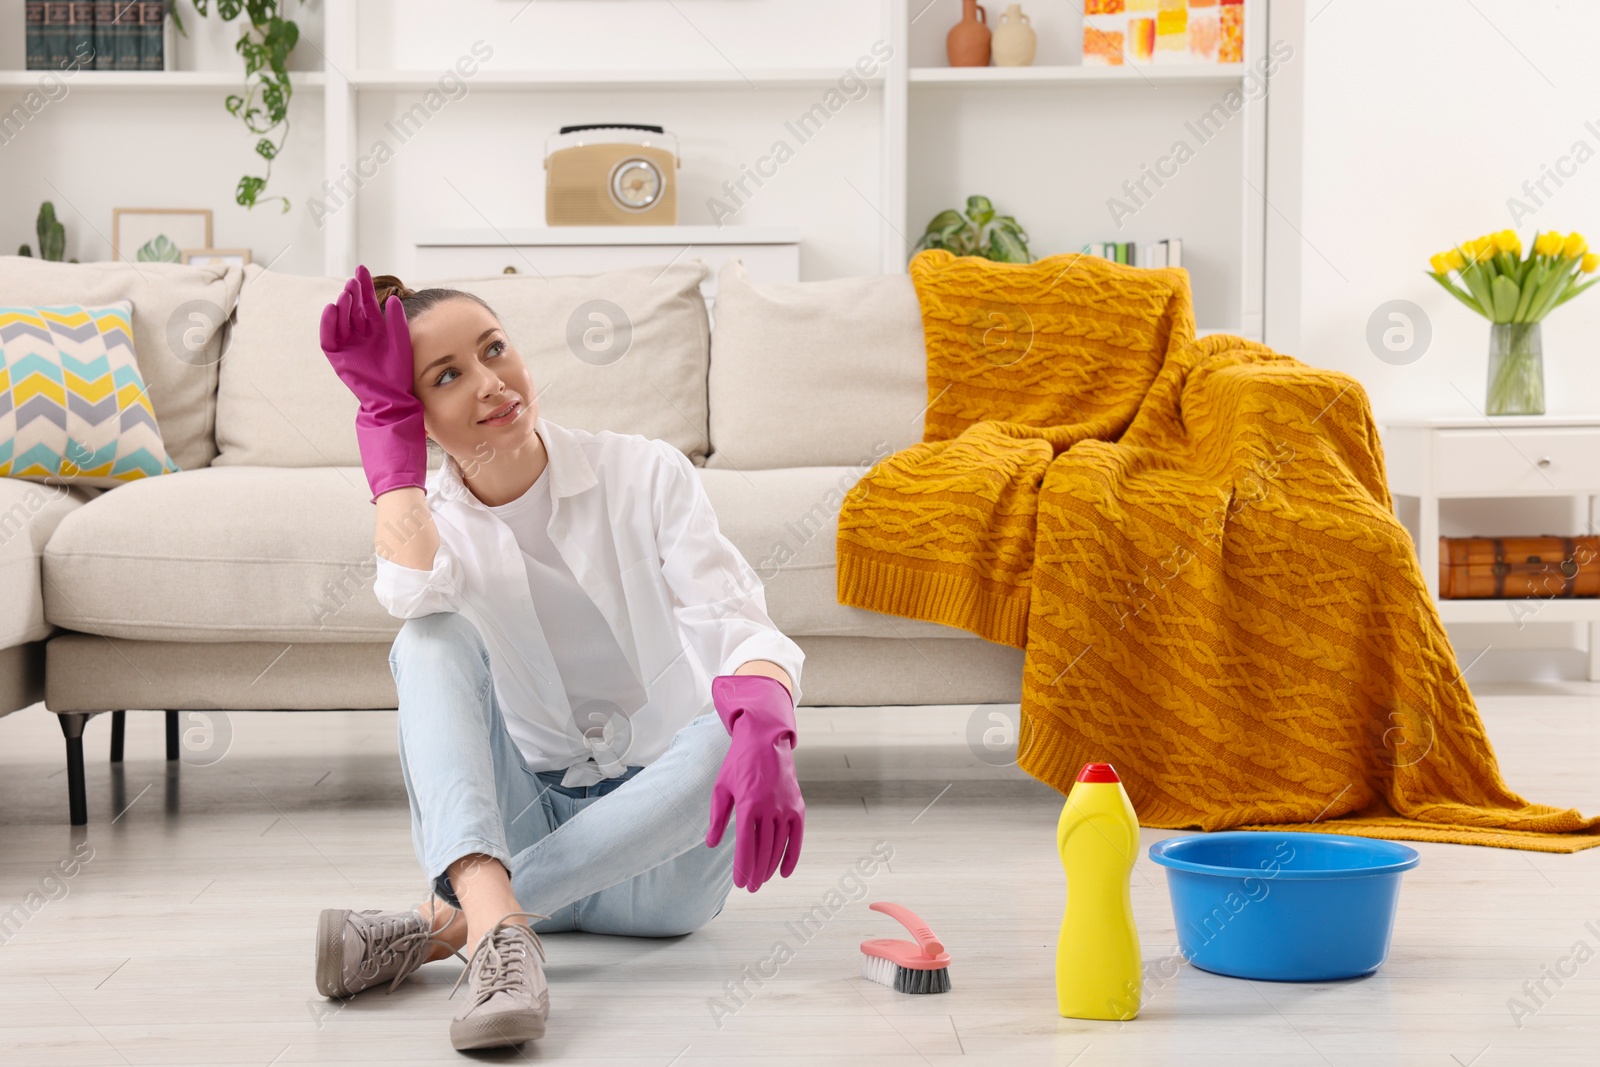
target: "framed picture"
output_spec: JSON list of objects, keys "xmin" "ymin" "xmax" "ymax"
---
[
  {"xmin": 112, "ymin": 208, "xmax": 213, "ymax": 263},
  {"xmin": 181, "ymin": 248, "xmax": 253, "ymax": 269}
]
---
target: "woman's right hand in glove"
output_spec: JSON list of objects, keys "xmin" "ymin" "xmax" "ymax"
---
[{"xmin": 319, "ymin": 264, "xmax": 428, "ymax": 504}]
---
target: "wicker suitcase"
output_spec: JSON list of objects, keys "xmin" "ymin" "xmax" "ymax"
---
[{"xmin": 1438, "ymin": 535, "xmax": 1600, "ymax": 599}]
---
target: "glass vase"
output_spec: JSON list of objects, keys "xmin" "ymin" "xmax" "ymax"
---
[{"xmin": 1485, "ymin": 321, "xmax": 1544, "ymax": 416}]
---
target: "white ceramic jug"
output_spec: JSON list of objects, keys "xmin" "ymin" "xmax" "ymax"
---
[{"xmin": 992, "ymin": 4, "xmax": 1037, "ymax": 67}]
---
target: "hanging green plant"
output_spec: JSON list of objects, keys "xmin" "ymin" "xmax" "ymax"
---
[{"xmin": 170, "ymin": 0, "xmax": 300, "ymax": 213}]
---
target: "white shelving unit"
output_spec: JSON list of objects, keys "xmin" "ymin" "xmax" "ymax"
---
[{"xmin": 7, "ymin": 0, "xmax": 1271, "ymax": 333}]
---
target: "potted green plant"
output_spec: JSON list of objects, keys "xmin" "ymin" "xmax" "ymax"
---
[
  {"xmin": 17, "ymin": 202, "xmax": 79, "ymax": 262},
  {"xmin": 913, "ymin": 196, "xmax": 1032, "ymax": 263}
]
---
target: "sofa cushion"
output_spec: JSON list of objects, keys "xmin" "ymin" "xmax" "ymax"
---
[
  {"xmin": 0, "ymin": 476, "xmax": 103, "ymax": 647},
  {"xmin": 0, "ymin": 256, "xmax": 244, "ymax": 472},
  {"xmin": 705, "ymin": 258, "xmax": 927, "ymax": 470},
  {"xmin": 41, "ymin": 462, "xmax": 973, "ymax": 644},
  {"xmin": 213, "ymin": 261, "xmax": 712, "ymax": 470},
  {"xmin": 1, "ymin": 302, "xmax": 181, "ymax": 485},
  {"xmin": 696, "ymin": 465, "xmax": 975, "ymax": 640},
  {"xmin": 42, "ymin": 465, "xmax": 397, "ymax": 643}
]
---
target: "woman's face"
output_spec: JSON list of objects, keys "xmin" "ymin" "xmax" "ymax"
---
[{"xmin": 408, "ymin": 297, "xmax": 538, "ymax": 466}]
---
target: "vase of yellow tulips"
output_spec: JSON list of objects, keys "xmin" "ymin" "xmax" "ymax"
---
[{"xmin": 1427, "ymin": 229, "xmax": 1600, "ymax": 415}]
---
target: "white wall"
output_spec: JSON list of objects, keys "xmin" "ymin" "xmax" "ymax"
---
[
  {"xmin": 1294, "ymin": 0, "xmax": 1600, "ymax": 419},
  {"xmin": 1289, "ymin": 0, "xmax": 1600, "ymax": 680}
]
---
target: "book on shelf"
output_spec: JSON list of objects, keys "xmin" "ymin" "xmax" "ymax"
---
[
  {"xmin": 25, "ymin": 0, "xmax": 163, "ymax": 71},
  {"xmin": 24, "ymin": 3, "xmax": 46, "ymax": 70},
  {"xmin": 1080, "ymin": 238, "xmax": 1183, "ymax": 269},
  {"xmin": 93, "ymin": 0, "xmax": 123, "ymax": 71},
  {"xmin": 138, "ymin": 1, "xmax": 165, "ymax": 72}
]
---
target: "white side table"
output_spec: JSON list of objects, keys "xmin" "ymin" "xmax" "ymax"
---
[
  {"xmin": 1379, "ymin": 414, "xmax": 1600, "ymax": 679},
  {"xmin": 414, "ymin": 226, "xmax": 801, "ymax": 303}
]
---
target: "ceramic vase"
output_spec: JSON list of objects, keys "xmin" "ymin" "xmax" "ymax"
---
[
  {"xmin": 947, "ymin": 0, "xmax": 991, "ymax": 67},
  {"xmin": 992, "ymin": 4, "xmax": 1036, "ymax": 66}
]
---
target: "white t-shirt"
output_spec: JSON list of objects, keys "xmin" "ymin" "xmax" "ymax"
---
[{"xmin": 484, "ymin": 461, "xmax": 650, "ymax": 782}]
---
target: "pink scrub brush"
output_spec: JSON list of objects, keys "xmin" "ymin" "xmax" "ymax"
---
[{"xmin": 859, "ymin": 901, "xmax": 952, "ymax": 994}]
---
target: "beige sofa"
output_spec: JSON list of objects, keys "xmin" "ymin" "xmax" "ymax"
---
[{"xmin": 0, "ymin": 254, "xmax": 1024, "ymax": 824}]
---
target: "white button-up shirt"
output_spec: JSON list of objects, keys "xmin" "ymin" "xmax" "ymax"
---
[{"xmin": 372, "ymin": 416, "xmax": 805, "ymax": 787}]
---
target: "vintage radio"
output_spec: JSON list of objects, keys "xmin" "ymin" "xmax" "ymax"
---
[
  {"xmin": 1438, "ymin": 535, "xmax": 1600, "ymax": 599},
  {"xmin": 543, "ymin": 124, "xmax": 679, "ymax": 226}
]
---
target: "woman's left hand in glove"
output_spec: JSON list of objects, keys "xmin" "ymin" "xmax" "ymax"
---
[{"xmin": 705, "ymin": 674, "xmax": 805, "ymax": 892}]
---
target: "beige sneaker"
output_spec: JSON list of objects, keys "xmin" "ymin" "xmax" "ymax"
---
[
  {"xmin": 448, "ymin": 910, "xmax": 552, "ymax": 1050},
  {"xmin": 315, "ymin": 906, "xmax": 465, "ymax": 998}
]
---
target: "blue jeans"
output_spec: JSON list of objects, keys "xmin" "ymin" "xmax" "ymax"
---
[{"xmin": 389, "ymin": 611, "xmax": 737, "ymax": 937}]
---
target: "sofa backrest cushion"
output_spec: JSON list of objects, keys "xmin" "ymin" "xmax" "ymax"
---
[
  {"xmin": 705, "ymin": 258, "xmax": 927, "ymax": 470},
  {"xmin": 0, "ymin": 256, "xmax": 243, "ymax": 471},
  {"xmin": 212, "ymin": 261, "xmax": 713, "ymax": 469}
]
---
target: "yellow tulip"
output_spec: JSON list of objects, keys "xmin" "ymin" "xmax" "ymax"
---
[
  {"xmin": 1563, "ymin": 233, "xmax": 1588, "ymax": 258},
  {"xmin": 1429, "ymin": 252, "xmax": 1453, "ymax": 274},
  {"xmin": 1583, "ymin": 252, "xmax": 1599, "ymax": 273},
  {"xmin": 1494, "ymin": 229, "xmax": 1521, "ymax": 254},
  {"xmin": 1535, "ymin": 231, "xmax": 1564, "ymax": 256},
  {"xmin": 1444, "ymin": 248, "xmax": 1466, "ymax": 271}
]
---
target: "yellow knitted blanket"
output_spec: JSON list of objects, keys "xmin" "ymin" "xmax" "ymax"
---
[{"xmin": 837, "ymin": 249, "xmax": 1600, "ymax": 853}]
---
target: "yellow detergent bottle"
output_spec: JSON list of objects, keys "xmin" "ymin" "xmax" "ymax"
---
[{"xmin": 1055, "ymin": 761, "xmax": 1142, "ymax": 1021}]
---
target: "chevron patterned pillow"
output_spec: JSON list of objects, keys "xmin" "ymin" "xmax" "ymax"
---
[{"xmin": 0, "ymin": 302, "xmax": 180, "ymax": 487}]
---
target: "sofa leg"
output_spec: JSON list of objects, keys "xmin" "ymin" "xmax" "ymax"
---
[
  {"xmin": 166, "ymin": 710, "xmax": 179, "ymax": 761},
  {"xmin": 59, "ymin": 713, "xmax": 90, "ymax": 826},
  {"xmin": 110, "ymin": 710, "xmax": 125, "ymax": 762}
]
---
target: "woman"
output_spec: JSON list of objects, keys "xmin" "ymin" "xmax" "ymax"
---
[{"xmin": 312, "ymin": 266, "xmax": 806, "ymax": 1052}]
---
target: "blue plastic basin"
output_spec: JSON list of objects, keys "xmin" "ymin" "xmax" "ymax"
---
[{"xmin": 1148, "ymin": 831, "xmax": 1420, "ymax": 981}]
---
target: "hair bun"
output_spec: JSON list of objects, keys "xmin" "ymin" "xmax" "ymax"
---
[{"xmin": 370, "ymin": 273, "xmax": 415, "ymax": 305}]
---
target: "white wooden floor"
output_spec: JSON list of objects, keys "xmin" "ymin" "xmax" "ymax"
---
[{"xmin": 1, "ymin": 687, "xmax": 1597, "ymax": 1066}]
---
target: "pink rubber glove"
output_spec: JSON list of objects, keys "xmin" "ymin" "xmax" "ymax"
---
[
  {"xmin": 705, "ymin": 674, "xmax": 805, "ymax": 892},
  {"xmin": 319, "ymin": 264, "xmax": 427, "ymax": 504}
]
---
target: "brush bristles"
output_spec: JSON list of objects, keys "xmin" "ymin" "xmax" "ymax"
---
[{"xmin": 860, "ymin": 952, "xmax": 952, "ymax": 994}]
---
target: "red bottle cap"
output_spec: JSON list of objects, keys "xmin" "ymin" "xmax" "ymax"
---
[{"xmin": 1076, "ymin": 762, "xmax": 1120, "ymax": 783}]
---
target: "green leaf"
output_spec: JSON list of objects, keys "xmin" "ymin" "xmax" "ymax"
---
[
  {"xmin": 987, "ymin": 225, "xmax": 1031, "ymax": 263},
  {"xmin": 964, "ymin": 195, "xmax": 995, "ymax": 227},
  {"xmin": 1427, "ymin": 271, "xmax": 1487, "ymax": 317},
  {"xmin": 1513, "ymin": 261, "xmax": 1545, "ymax": 321},
  {"xmin": 235, "ymin": 175, "xmax": 265, "ymax": 209},
  {"xmin": 1490, "ymin": 274, "xmax": 1520, "ymax": 321},
  {"xmin": 921, "ymin": 209, "xmax": 963, "ymax": 238},
  {"xmin": 136, "ymin": 234, "xmax": 181, "ymax": 262},
  {"xmin": 1548, "ymin": 274, "xmax": 1600, "ymax": 310},
  {"xmin": 1526, "ymin": 261, "xmax": 1579, "ymax": 322},
  {"xmin": 1458, "ymin": 259, "xmax": 1496, "ymax": 314}
]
